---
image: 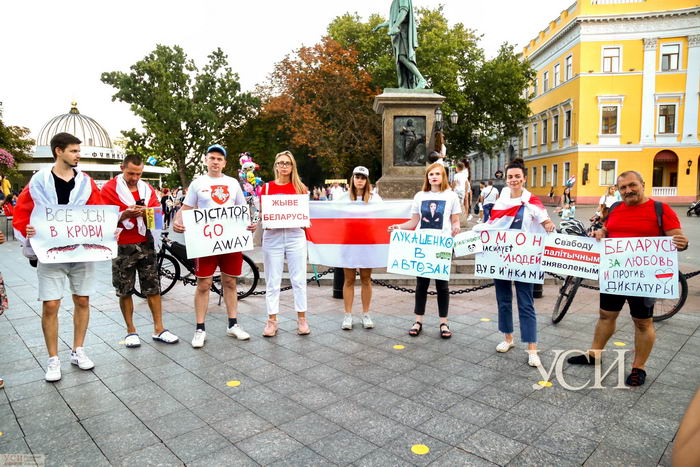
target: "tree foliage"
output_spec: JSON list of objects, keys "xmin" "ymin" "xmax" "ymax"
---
[
  {"xmin": 101, "ymin": 45, "xmax": 258, "ymax": 186},
  {"xmin": 0, "ymin": 102, "xmax": 34, "ymax": 177},
  {"xmin": 257, "ymin": 37, "xmax": 382, "ymax": 179},
  {"xmin": 328, "ymin": 8, "xmax": 534, "ymax": 156}
]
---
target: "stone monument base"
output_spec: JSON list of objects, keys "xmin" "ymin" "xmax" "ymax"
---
[{"xmin": 373, "ymin": 89, "xmax": 445, "ymax": 200}]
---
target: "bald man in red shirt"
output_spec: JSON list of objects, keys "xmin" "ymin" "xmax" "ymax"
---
[{"xmin": 568, "ymin": 171, "xmax": 688, "ymax": 386}]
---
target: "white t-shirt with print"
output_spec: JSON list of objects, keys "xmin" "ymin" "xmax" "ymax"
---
[
  {"xmin": 411, "ymin": 190, "xmax": 462, "ymax": 236},
  {"xmin": 183, "ymin": 174, "xmax": 245, "ymax": 209},
  {"xmin": 482, "ymin": 185, "xmax": 499, "ymax": 205}
]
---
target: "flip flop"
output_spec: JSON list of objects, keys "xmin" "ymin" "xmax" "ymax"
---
[
  {"xmin": 124, "ymin": 333, "xmax": 141, "ymax": 348},
  {"xmin": 152, "ymin": 330, "xmax": 179, "ymax": 344}
]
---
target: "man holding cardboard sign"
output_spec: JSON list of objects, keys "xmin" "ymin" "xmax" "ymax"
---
[
  {"xmin": 174, "ymin": 145, "xmax": 256, "ymax": 348},
  {"xmin": 101, "ymin": 154, "xmax": 179, "ymax": 348},
  {"xmin": 569, "ymin": 171, "xmax": 689, "ymax": 386},
  {"xmin": 13, "ymin": 132, "xmax": 103, "ymax": 382}
]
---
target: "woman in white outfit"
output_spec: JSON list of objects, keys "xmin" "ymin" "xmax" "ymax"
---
[
  {"xmin": 261, "ymin": 151, "xmax": 310, "ymax": 337},
  {"xmin": 338, "ymin": 166, "xmax": 383, "ymax": 330}
]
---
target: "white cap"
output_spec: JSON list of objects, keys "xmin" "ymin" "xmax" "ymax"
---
[{"xmin": 352, "ymin": 166, "xmax": 369, "ymax": 177}]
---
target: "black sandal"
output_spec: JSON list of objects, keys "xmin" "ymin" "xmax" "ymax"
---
[
  {"xmin": 440, "ymin": 323, "xmax": 452, "ymax": 339},
  {"xmin": 408, "ymin": 322, "xmax": 422, "ymax": 336}
]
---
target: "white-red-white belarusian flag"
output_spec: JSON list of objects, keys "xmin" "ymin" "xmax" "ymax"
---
[{"xmin": 306, "ymin": 201, "xmax": 412, "ymax": 268}]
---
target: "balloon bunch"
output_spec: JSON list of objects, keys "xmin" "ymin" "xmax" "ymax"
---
[{"xmin": 238, "ymin": 152, "xmax": 263, "ymax": 198}]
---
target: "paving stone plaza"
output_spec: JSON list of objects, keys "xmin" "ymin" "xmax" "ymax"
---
[{"xmin": 0, "ymin": 234, "xmax": 699, "ymax": 466}]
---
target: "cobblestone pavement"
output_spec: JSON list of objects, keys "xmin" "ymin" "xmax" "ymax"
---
[{"xmin": 1, "ymin": 241, "xmax": 699, "ymax": 466}]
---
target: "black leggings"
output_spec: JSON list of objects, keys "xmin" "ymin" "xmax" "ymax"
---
[{"xmin": 414, "ymin": 277, "xmax": 449, "ymax": 318}]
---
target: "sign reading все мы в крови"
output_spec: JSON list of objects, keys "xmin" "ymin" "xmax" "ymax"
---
[
  {"xmin": 599, "ymin": 236, "xmax": 678, "ymax": 299},
  {"xmin": 475, "ymin": 230, "xmax": 545, "ymax": 284},
  {"xmin": 261, "ymin": 195, "xmax": 310, "ymax": 229},
  {"xmin": 386, "ymin": 229, "xmax": 453, "ymax": 281},
  {"xmin": 29, "ymin": 205, "xmax": 119, "ymax": 263},
  {"xmin": 181, "ymin": 205, "xmax": 253, "ymax": 259},
  {"xmin": 541, "ymin": 233, "xmax": 601, "ymax": 280}
]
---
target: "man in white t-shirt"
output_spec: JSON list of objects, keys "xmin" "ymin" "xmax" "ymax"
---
[
  {"xmin": 480, "ymin": 180, "xmax": 499, "ymax": 222},
  {"xmin": 330, "ymin": 182, "xmax": 344, "ymax": 200},
  {"xmin": 173, "ymin": 144, "xmax": 256, "ymax": 348}
]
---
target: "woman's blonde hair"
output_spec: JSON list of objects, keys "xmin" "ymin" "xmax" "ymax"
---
[
  {"xmin": 421, "ymin": 162, "xmax": 449, "ymax": 192},
  {"xmin": 349, "ymin": 174, "xmax": 372, "ymax": 203},
  {"xmin": 274, "ymin": 151, "xmax": 307, "ymax": 194}
]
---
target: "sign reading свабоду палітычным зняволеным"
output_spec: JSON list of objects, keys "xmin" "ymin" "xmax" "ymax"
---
[{"xmin": 541, "ymin": 233, "xmax": 601, "ymax": 280}]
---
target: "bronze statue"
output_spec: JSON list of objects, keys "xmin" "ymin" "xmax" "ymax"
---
[{"xmin": 373, "ymin": 0, "xmax": 427, "ymax": 89}]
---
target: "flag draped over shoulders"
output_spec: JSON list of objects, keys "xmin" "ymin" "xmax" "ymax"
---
[{"xmin": 472, "ymin": 187, "xmax": 549, "ymax": 234}]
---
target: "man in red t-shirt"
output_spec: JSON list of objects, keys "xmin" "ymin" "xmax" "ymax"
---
[
  {"xmin": 101, "ymin": 154, "xmax": 179, "ymax": 348},
  {"xmin": 569, "ymin": 171, "xmax": 688, "ymax": 386}
]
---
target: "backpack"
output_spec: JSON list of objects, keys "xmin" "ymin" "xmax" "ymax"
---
[{"xmin": 607, "ymin": 200, "xmax": 665, "ymax": 236}]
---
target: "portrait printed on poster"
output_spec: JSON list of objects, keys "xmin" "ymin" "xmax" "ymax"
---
[{"xmin": 420, "ymin": 200, "xmax": 445, "ymax": 230}]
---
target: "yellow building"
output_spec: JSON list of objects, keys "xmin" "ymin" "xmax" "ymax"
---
[{"xmin": 521, "ymin": 0, "xmax": 700, "ymax": 204}]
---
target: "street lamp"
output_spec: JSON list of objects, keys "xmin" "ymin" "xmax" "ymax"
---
[{"xmin": 450, "ymin": 110, "xmax": 458, "ymax": 125}]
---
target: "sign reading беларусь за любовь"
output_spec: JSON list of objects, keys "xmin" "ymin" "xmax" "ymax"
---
[
  {"xmin": 29, "ymin": 205, "xmax": 119, "ymax": 263},
  {"xmin": 600, "ymin": 236, "xmax": 678, "ymax": 299}
]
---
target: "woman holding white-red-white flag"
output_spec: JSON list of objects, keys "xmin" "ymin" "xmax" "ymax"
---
[
  {"xmin": 472, "ymin": 158, "xmax": 556, "ymax": 367},
  {"xmin": 388, "ymin": 162, "xmax": 461, "ymax": 339},
  {"xmin": 336, "ymin": 166, "xmax": 383, "ymax": 331},
  {"xmin": 260, "ymin": 151, "xmax": 310, "ymax": 337}
]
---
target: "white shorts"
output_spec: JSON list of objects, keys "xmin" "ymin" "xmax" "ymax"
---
[{"xmin": 37, "ymin": 262, "xmax": 95, "ymax": 302}]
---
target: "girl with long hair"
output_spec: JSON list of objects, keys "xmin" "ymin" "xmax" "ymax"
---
[
  {"xmin": 473, "ymin": 158, "xmax": 556, "ymax": 367},
  {"xmin": 388, "ymin": 162, "xmax": 461, "ymax": 338},
  {"xmin": 261, "ymin": 151, "xmax": 310, "ymax": 337},
  {"xmin": 338, "ymin": 166, "xmax": 383, "ymax": 330}
]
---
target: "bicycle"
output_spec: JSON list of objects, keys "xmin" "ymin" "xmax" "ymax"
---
[
  {"xmin": 132, "ymin": 232, "xmax": 259, "ymax": 300},
  {"xmin": 551, "ymin": 218, "xmax": 689, "ymax": 323}
]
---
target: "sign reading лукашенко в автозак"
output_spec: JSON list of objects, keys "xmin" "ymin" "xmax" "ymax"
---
[{"xmin": 386, "ymin": 230, "xmax": 453, "ymax": 281}]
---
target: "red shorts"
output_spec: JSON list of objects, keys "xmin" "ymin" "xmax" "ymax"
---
[{"xmin": 194, "ymin": 252, "xmax": 243, "ymax": 278}]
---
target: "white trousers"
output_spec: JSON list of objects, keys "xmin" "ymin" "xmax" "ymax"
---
[{"xmin": 263, "ymin": 228, "xmax": 307, "ymax": 315}]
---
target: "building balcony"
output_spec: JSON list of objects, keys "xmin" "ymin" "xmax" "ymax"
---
[{"xmin": 652, "ymin": 187, "xmax": 677, "ymax": 197}]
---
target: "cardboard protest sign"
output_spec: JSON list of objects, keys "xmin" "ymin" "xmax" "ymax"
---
[
  {"xmin": 181, "ymin": 205, "xmax": 253, "ymax": 259},
  {"xmin": 453, "ymin": 230, "xmax": 483, "ymax": 257},
  {"xmin": 30, "ymin": 205, "xmax": 119, "ymax": 263},
  {"xmin": 541, "ymin": 233, "xmax": 601, "ymax": 280},
  {"xmin": 475, "ymin": 230, "xmax": 545, "ymax": 284},
  {"xmin": 599, "ymin": 236, "xmax": 678, "ymax": 299},
  {"xmin": 386, "ymin": 230, "xmax": 453, "ymax": 281},
  {"xmin": 261, "ymin": 195, "xmax": 310, "ymax": 229}
]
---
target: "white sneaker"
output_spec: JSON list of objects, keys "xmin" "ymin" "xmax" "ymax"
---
[
  {"xmin": 528, "ymin": 352, "xmax": 542, "ymax": 367},
  {"xmin": 467, "ymin": 214, "xmax": 474, "ymax": 221},
  {"xmin": 226, "ymin": 324, "xmax": 250, "ymax": 341},
  {"xmin": 341, "ymin": 314, "xmax": 353, "ymax": 330},
  {"xmin": 361, "ymin": 314, "xmax": 374, "ymax": 329},
  {"xmin": 191, "ymin": 329, "xmax": 206, "ymax": 348},
  {"xmin": 70, "ymin": 347, "xmax": 95, "ymax": 370},
  {"xmin": 496, "ymin": 340, "xmax": 515, "ymax": 353},
  {"xmin": 45, "ymin": 357, "xmax": 61, "ymax": 382}
]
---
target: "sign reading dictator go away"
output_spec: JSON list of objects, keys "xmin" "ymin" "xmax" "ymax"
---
[
  {"xmin": 29, "ymin": 205, "xmax": 119, "ymax": 263},
  {"xmin": 261, "ymin": 195, "xmax": 310, "ymax": 229},
  {"xmin": 600, "ymin": 236, "xmax": 679, "ymax": 299},
  {"xmin": 541, "ymin": 233, "xmax": 601, "ymax": 280},
  {"xmin": 181, "ymin": 205, "xmax": 253, "ymax": 259},
  {"xmin": 474, "ymin": 230, "xmax": 545, "ymax": 284}
]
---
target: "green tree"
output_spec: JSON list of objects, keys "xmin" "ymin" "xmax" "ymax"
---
[
  {"xmin": 101, "ymin": 45, "xmax": 258, "ymax": 186},
  {"xmin": 0, "ymin": 102, "xmax": 34, "ymax": 178},
  {"xmin": 328, "ymin": 8, "xmax": 533, "ymax": 156}
]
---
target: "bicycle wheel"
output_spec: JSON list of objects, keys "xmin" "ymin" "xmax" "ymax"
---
[
  {"xmin": 552, "ymin": 276, "xmax": 582, "ymax": 324},
  {"xmin": 135, "ymin": 253, "xmax": 180, "ymax": 298},
  {"xmin": 653, "ymin": 274, "xmax": 687, "ymax": 322},
  {"xmin": 237, "ymin": 254, "xmax": 260, "ymax": 299}
]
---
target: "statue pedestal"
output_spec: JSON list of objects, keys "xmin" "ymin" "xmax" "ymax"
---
[{"xmin": 373, "ymin": 89, "xmax": 445, "ymax": 199}]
